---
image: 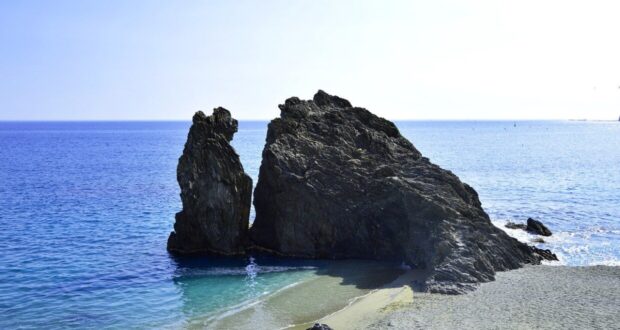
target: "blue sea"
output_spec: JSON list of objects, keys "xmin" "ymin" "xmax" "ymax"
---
[{"xmin": 1, "ymin": 120, "xmax": 619, "ymax": 329}]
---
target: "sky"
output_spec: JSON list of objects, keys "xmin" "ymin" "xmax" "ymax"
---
[{"xmin": 1, "ymin": 0, "xmax": 619, "ymax": 120}]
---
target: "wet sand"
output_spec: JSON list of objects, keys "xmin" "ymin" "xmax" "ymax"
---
[
  {"xmin": 296, "ymin": 270, "xmax": 418, "ymax": 330},
  {"xmin": 315, "ymin": 265, "xmax": 620, "ymax": 330}
]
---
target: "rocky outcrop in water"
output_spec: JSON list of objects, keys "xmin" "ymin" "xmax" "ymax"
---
[
  {"xmin": 250, "ymin": 90, "xmax": 554, "ymax": 293},
  {"xmin": 525, "ymin": 218, "xmax": 552, "ymax": 236},
  {"xmin": 166, "ymin": 91, "xmax": 557, "ymax": 293},
  {"xmin": 506, "ymin": 218, "xmax": 552, "ymax": 236},
  {"xmin": 167, "ymin": 108, "xmax": 252, "ymax": 255}
]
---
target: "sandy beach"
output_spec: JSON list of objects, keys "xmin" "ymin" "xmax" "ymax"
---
[{"xmin": 307, "ymin": 265, "xmax": 620, "ymax": 330}]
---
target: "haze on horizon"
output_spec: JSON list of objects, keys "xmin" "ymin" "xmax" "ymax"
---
[{"xmin": 1, "ymin": 0, "xmax": 619, "ymax": 121}]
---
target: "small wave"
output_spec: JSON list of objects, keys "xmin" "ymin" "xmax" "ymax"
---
[
  {"xmin": 200, "ymin": 280, "xmax": 305, "ymax": 328},
  {"xmin": 493, "ymin": 220, "xmax": 620, "ymax": 267},
  {"xmin": 561, "ymin": 245, "xmax": 589, "ymax": 255},
  {"xmin": 492, "ymin": 220, "xmax": 543, "ymax": 244},
  {"xmin": 590, "ymin": 260, "xmax": 620, "ymax": 267}
]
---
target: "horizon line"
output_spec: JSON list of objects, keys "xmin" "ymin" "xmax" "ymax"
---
[{"xmin": 0, "ymin": 118, "xmax": 613, "ymax": 122}]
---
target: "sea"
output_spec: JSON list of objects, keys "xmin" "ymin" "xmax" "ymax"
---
[{"xmin": 0, "ymin": 120, "xmax": 618, "ymax": 329}]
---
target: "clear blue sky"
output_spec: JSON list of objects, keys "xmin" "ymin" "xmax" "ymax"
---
[{"xmin": 1, "ymin": 0, "xmax": 619, "ymax": 120}]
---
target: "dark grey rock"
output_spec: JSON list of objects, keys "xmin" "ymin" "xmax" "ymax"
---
[
  {"xmin": 306, "ymin": 323, "xmax": 333, "ymax": 330},
  {"xmin": 250, "ymin": 90, "xmax": 552, "ymax": 294},
  {"xmin": 506, "ymin": 218, "xmax": 553, "ymax": 237},
  {"xmin": 526, "ymin": 218, "xmax": 553, "ymax": 236},
  {"xmin": 505, "ymin": 222, "xmax": 527, "ymax": 230},
  {"xmin": 531, "ymin": 246, "xmax": 558, "ymax": 261},
  {"xmin": 167, "ymin": 108, "xmax": 252, "ymax": 255}
]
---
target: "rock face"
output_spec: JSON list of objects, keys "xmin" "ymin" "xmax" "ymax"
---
[
  {"xmin": 167, "ymin": 108, "xmax": 252, "ymax": 255},
  {"xmin": 250, "ymin": 90, "xmax": 552, "ymax": 293}
]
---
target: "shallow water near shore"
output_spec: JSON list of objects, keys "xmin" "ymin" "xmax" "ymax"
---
[
  {"xmin": 1, "ymin": 120, "xmax": 619, "ymax": 328},
  {"xmin": 190, "ymin": 260, "xmax": 403, "ymax": 330}
]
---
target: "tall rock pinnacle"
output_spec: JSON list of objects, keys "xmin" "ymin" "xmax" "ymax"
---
[{"xmin": 167, "ymin": 107, "xmax": 252, "ymax": 255}]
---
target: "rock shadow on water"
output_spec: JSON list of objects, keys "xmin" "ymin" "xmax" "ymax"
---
[{"xmin": 170, "ymin": 253, "xmax": 408, "ymax": 289}]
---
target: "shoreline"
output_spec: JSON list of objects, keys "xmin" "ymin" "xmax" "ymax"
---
[
  {"xmin": 290, "ymin": 269, "xmax": 419, "ymax": 330},
  {"xmin": 297, "ymin": 265, "xmax": 620, "ymax": 330}
]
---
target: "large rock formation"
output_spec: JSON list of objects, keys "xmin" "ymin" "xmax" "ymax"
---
[
  {"xmin": 167, "ymin": 108, "xmax": 252, "ymax": 255},
  {"xmin": 250, "ymin": 90, "xmax": 553, "ymax": 293}
]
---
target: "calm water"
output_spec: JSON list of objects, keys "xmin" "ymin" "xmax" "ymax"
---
[{"xmin": 0, "ymin": 120, "xmax": 619, "ymax": 329}]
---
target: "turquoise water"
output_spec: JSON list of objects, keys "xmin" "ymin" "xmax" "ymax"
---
[{"xmin": 0, "ymin": 120, "xmax": 619, "ymax": 328}]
